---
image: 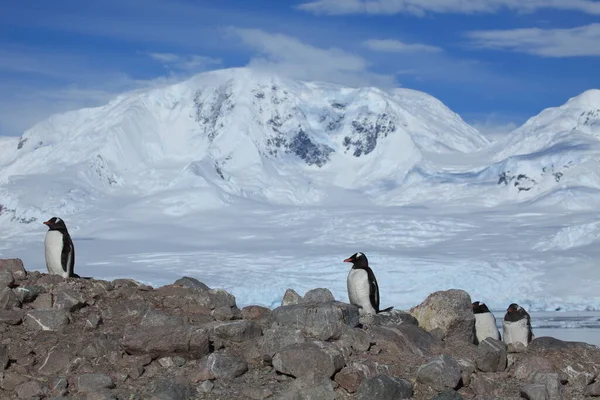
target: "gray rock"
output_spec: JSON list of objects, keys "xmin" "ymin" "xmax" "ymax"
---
[
  {"xmin": 122, "ymin": 325, "xmax": 209, "ymax": 359},
  {"xmin": 476, "ymin": 337, "xmax": 507, "ymax": 372},
  {"xmin": 112, "ymin": 278, "xmax": 152, "ymax": 290},
  {"xmin": 514, "ymin": 356, "xmax": 556, "ymax": 380},
  {"xmin": 334, "ymin": 366, "xmax": 365, "ymax": 393},
  {"xmin": 432, "ymin": 390, "xmax": 465, "ymax": 400},
  {"xmin": 0, "ymin": 287, "xmax": 21, "ymax": 310},
  {"xmin": 85, "ymin": 313, "xmax": 103, "ymax": 330},
  {"xmin": 277, "ymin": 376, "xmax": 337, "ymax": 400},
  {"xmin": 199, "ymin": 380, "xmax": 214, "ymax": 393},
  {"xmin": 242, "ymin": 387, "xmax": 274, "ymax": 400},
  {"xmin": 25, "ymin": 309, "xmax": 70, "ymax": 331},
  {"xmin": 212, "ymin": 306, "xmax": 235, "ymax": 321},
  {"xmin": 37, "ymin": 347, "xmax": 72, "ymax": 376},
  {"xmin": 0, "ymin": 270, "xmax": 14, "ymax": 288},
  {"xmin": 369, "ymin": 324, "xmax": 441, "ymax": 357},
  {"xmin": 470, "ymin": 373, "xmax": 498, "ymax": 397},
  {"xmin": 272, "ymin": 342, "xmax": 345, "ymax": 379},
  {"xmin": 409, "ymin": 289, "xmax": 475, "ymax": 343},
  {"xmin": 281, "ymin": 288, "xmax": 302, "ymax": 306},
  {"xmin": 13, "ymin": 285, "xmax": 44, "ymax": 303},
  {"xmin": 359, "ymin": 309, "xmax": 419, "ymax": 327},
  {"xmin": 140, "ymin": 308, "xmax": 184, "ymax": 327},
  {"xmin": 585, "ymin": 381, "xmax": 600, "ymax": 396},
  {"xmin": 520, "ymin": 383, "xmax": 549, "ymax": 400},
  {"xmin": 50, "ymin": 376, "xmax": 68, "ymax": 392},
  {"xmin": 31, "ymin": 293, "xmax": 53, "ymax": 309},
  {"xmin": 76, "ymin": 373, "xmax": 115, "ymax": 392},
  {"xmin": 457, "ymin": 358, "xmax": 476, "ymax": 387},
  {"xmin": 356, "ymin": 374, "xmax": 413, "ymax": 400},
  {"xmin": 205, "ymin": 352, "xmax": 248, "ymax": 379},
  {"xmin": 272, "ymin": 301, "xmax": 359, "ymax": 340},
  {"xmin": 302, "ymin": 288, "xmax": 335, "ymax": 303},
  {"xmin": 173, "ymin": 276, "xmax": 210, "ymax": 291},
  {"xmin": 0, "ymin": 344, "xmax": 8, "ymax": 370},
  {"xmin": 151, "ymin": 379, "xmax": 195, "ymax": 400},
  {"xmin": 531, "ymin": 372, "xmax": 563, "ymax": 400},
  {"xmin": 339, "ymin": 327, "xmax": 372, "ymax": 353},
  {"xmin": 416, "ymin": 354, "xmax": 462, "ymax": 391},
  {"xmin": 14, "ymin": 380, "xmax": 45, "ymax": 398},
  {"xmin": 259, "ymin": 326, "xmax": 306, "ymax": 358},
  {"xmin": 53, "ymin": 289, "xmax": 87, "ymax": 312},
  {"xmin": 0, "ymin": 259, "xmax": 26, "ymax": 280},
  {"xmin": 0, "ymin": 309, "xmax": 22, "ymax": 325},
  {"xmin": 212, "ymin": 320, "xmax": 262, "ymax": 342}
]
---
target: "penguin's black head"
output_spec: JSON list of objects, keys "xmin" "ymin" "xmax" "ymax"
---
[
  {"xmin": 43, "ymin": 217, "xmax": 68, "ymax": 231},
  {"xmin": 472, "ymin": 301, "xmax": 490, "ymax": 314},
  {"xmin": 343, "ymin": 252, "xmax": 368, "ymax": 268},
  {"xmin": 507, "ymin": 303, "xmax": 520, "ymax": 313}
]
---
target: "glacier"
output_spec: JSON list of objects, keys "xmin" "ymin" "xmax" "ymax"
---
[{"xmin": 1, "ymin": 67, "xmax": 600, "ymax": 317}]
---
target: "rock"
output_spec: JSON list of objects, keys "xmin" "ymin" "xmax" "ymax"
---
[
  {"xmin": 470, "ymin": 373, "xmax": 498, "ymax": 397},
  {"xmin": 76, "ymin": 373, "xmax": 116, "ymax": 392},
  {"xmin": 0, "ymin": 309, "xmax": 22, "ymax": 325},
  {"xmin": 0, "ymin": 371, "xmax": 28, "ymax": 391},
  {"xmin": 85, "ymin": 313, "xmax": 103, "ymax": 330},
  {"xmin": 432, "ymin": 390, "xmax": 465, "ymax": 400},
  {"xmin": 37, "ymin": 346, "xmax": 72, "ymax": 376},
  {"xmin": 199, "ymin": 380, "xmax": 214, "ymax": 393},
  {"xmin": 409, "ymin": 289, "xmax": 475, "ymax": 343},
  {"xmin": 334, "ymin": 366, "xmax": 365, "ymax": 393},
  {"xmin": 514, "ymin": 356, "xmax": 556, "ymax": 380},
  {"xmin": 13, "ymin": 285, "xmax": 44, "ymax": 303},
  {"xmin": 121, "ymin": 325, "xmax": 209, "ymax": 359},
  {"xmin": 369, "ymin": 324, "xmax": 441, "ymax": 357},
  {"xmin": 172, "ymin": 276, "xmax": 210, "ymax": 291},
  {"xmin": 416, "ymin": 354, "xmax": 462, "ymax": 391},
  {"xmin": 259, "ymin": 326, "xmax": 306, "ymax": 358},
  {"xmin": 50, "ymin": 376, "xmax": 68, "ymax": 393},
  {"xmin": 358, "ymin": 309, "xmax": 419, "ymax": 327},
  {"xmin": 31, "ymin": 293, "xmax": 53, "ymax": 309},
  {"xmin": 339, "ymin": 327, "xmax": 372, "ymax": 353},
  {"xmin": 585, "ymin": 381, "xmax": 600, "ymax": 396},
  {"xmin": 0, "ymin": 344, "xmax": 8, "ymax": 370},
  {"xmin": 302, "ymin": 288, "xmax": 335, "ymax": 303},
  {"xmin": 272, "ymin": 342, "xmax": 345, "ymax": 379},
  {"xmin": 212, "ymin": 320, "xmax": 262, "ymax": 342},
  {"xmin": 272, "ymin": 301, "xmax": 359, "ymax": 341},
  {"xmin": 25, "ymin": 309, "xmax": 70, "ymax": 331},
  {"xmin": 356, "ymin": 374, "xmax": 413, "ymax": 400},
  {"xmin": 476, "ymin": 337, "xmax": 507, "ymax": 372},
  {"xmin": 14, "ymin": 380, "xmax": 45, "ymax": 398},
  {"xmin": 457, "ymin": 358, "xmax": 476, "ymax": 387},
  {"xmin": 520, "ymin": 383, "xmax": 549, "ymax": 400},
  {"xmin": 54, "ymin": 289, "xmax": 87, "ymax": 311},
  {"xmin": 0, "ymin": 270, "xmax": 14, "ymax": 288},
  {"xmin": 113, "ymin": 278, "xmax": 152, "ymax": 290},
  {"xmin": 281, "ymin": 288, "xmax": 302, "ymax": 306},
  {"xmin": 212, "ymin": 306, "xmax": 235, "ymax": 321},
  {"xmin": 140, "ymin": 308, "xmax": 184, "ymax": 327},
  {"xmin": 0, "ymin": 259, "xmax": 26, "ymax": 279},
  {"xmin": 531, "ymin": 372, "xmax": 563, "ymax": 400},
  {"xmin": 0, "ymin": 287, "xmax": 21, "ymax": 310},
  {"xmin": 278, "ymin": 376, "xmax": 337, "ymax": 400},
  {"xmin": 242, "ymin": 386, "xmax": 273, "ymax": 399},
  {"xmin": 242, "ymin": 305, "xmax": 272, "ymax": 320},
  {"xmin": 151, "ymin": 379, "xmax": 195, "ymax": 400},
  {"xmin": 205, "ymin": 352, "xmax": 248, "ymax": 379}
]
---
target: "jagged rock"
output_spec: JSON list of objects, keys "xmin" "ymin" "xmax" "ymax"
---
[
  {"xmin": 140, "ymin": 308, "xmax": 184, "ymax": 327},
  {"xmin": 281, "ymin": 288, "xmax": 302, "ymax": 306},
  {"xmin": 339, "ymin": 327, "xmax": 372, "ymax": 353},
  {"xmin": 199, "ymin": 380, "xmax": 214, "ymax": 394},
  {"xmin": 0, "ymin": 270, "xmax": 14, "ymax": 288},
  {"xmin": 277, "ymin": 376, "xmax": 337, "ymax": 400},
  {"xmin": 76, "ymin": 373, "xmax": 115, "ymax": 392},
  {"xmin": 13, "ymin": 285, "xmax": 44, "ymax": 303},
  {"xmin": 0, "ymin": 344, "xmax": 8, "ymax": 370},
  {"xmin": 14, "ymin": 380, "xmax": 45, "ymax": 398},
  {"xmin": 25, "ymin": 309, "xmax": 69, "ymax": 331},
  {"xmin": 409, "ymin": 289, "xmax": 475, "ymax": 343},
  {"xmin": 457, "ymin": 358, "xmax": 476, "ymax": 386},
  {"xmin": 531, "ymin": 372, "xmax": 563, "ymax": 400},
  {"xmin": 242, "ymin": 387, "xmax": 273, "ymax": 399},
  {"xmin": 150, "ymin": 379, "xmax": 195, "ymax": 400},
  {"xmin": 585, "ymin": 381, "xmax": 600, "ymax": 396},
  {"xmin": 0, "ymin": 259, "xmax": 26, "ymax": 279},
  {"xmin": 416, "ymin": 354, "xmax": 462, "ymax": 391},
  {"xmin": 520, "ymin": 383, "xmax": 549, "ymax": 400},
  {"xmin": 259, "ymin": 326, "xmax": 306, "ymax": 358},
  {"xmin": 54, "ymin": 289, "xmax": 87, "ymax": 312},
  {"xmin": 85, "ymin": 313, "xmax": 102, "ymax": 330},
  {"xmin": 272, "ymin": 301, "xmax": 359, "ymax": 341},
  {"xmin": 0, "ymin": 309, "xmax": 22, "ymax": 325},
  {"xmin": 0, "ymin": 372, "xmax": 28, "ymax": 391},
  {"xmin": 113, "ymin": 278, "xmax": 152, "ymax": 290},
  {"xmin": 302, "ymin": 288, "xmax": 335, "ymax": 303},
  {"xmin": 432, "ymin": 390, "xmax": 465, "ymax": 399},
  {"xmin": 172, "ymin": 276, "xmax": 210, "ymax": 291},
  {"xmin": 0, "ymin": 287, "xmax": 21, "ymax": 310},
  {"xmin": 31, "ymin": 293, "xmax": 53, "ymax": 309},
  {"xmin": 356, "ymin": 374, "xmax": 413, "ymax": 400},
  {"xmin": 369, "ymin": 324, "xmax": 441, "ymax": 357},
  {"xmin": 121, "ymin": 325, "xmax": 209, "ymax": 359},
  {"xmin": 359, "ymin": 309, "xmax": 418, "ymax": 327},
  {"xmin": 242, "ymin": 305, "xmax": 271, "ymax": 320},
  {"xmin": 272, "ymin": 342, "xmax": 345, "ymax": 379},
  {"xmin": 37, "ymin": 346, "xmax": 72, "ymax": 376},
  {"xmin": 212, "ymin": 320, "xmax": 262, "ymax": 342},
  {"xmin": 476, "ymin": 337, "xmax": 508, "ymax": 372},
  {"xmin": 334, "ymin": 366, "xmax": 365, "ymax": 393},
  {"xmin": 212, "ymin": 306, "xmax": 235, "ymax": 321},
  {"xmin": 204, "ymin": 352, "xmax": 248, "ymax": 379}
]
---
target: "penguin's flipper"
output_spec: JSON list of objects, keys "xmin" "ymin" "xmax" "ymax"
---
[{"xmin": 377, "ymin": 306, "xmax": 394, "ymax": 313}]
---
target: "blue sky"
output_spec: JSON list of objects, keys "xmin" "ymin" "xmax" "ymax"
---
[{"xmin": 1, "ymin": 0, "xmax": 599, "ymax": 137}]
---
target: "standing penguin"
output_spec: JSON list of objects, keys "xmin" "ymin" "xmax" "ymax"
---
[
  {"xmin": 43, "ymin": 217, "xmax": 77, "ymax": 278},
  {"xmin": 343, "ymin": 252, "xmax": 393, "ymax": 315},
  {"xmin": 472, "ymin": 301, "xmax": 501, "ymax": 344},
  {"xmin": 503, "ymin": 303, "xmax": 534, "ymax": 347}
]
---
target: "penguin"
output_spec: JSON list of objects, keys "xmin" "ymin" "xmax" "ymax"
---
[
  {"xmin": 343, "ymin": 252, "xmax": 393, "ymax": 315},
  {"xmin": 472, "ymin": 301, "xmax": 501, "ymax": 344},
  {"xmin": 43, "ymin": 217, "xmax": 78, "ymax": 278},
  {"xmin": 502, "ymin": 303, "xmax": 534, "ymax": 347}
]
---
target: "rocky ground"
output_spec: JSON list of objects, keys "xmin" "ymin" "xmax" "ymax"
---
[{"xmin": 0, "ymin": 258, "xmax": 599, "ymax": 400}]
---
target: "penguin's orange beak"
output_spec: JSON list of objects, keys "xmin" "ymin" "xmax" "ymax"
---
[
  {"xmin": 43, "ymin": 221, "xmax": 50, "ymax": 225},
  {"xmin": 343, "ymin": 258, "xmax": 352, "ymax": 263}
]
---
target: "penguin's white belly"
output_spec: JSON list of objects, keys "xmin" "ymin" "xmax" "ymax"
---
[
  {"xmin": 347, "ymin": 269, "xmax": 375, "ymax": 315},
  {"xmin": 503, "ymin": 319, "xmax": 530, "ymax": 346},
  {"xmin": 45, "ymin": 231, "xmax": 68, "ymax": 278},
  {"xmin": 475, "ymin": 312, "xmax": 501, "ymax": 343}
]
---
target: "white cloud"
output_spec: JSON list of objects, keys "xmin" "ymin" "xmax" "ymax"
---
[
  {"xmin": 228, "ymin": 28, "xmax": 396, "ymax": 87},
  {"xmin": 363, "ymin": 39, "xmax": 442, "ymax": 53},
  {"xmin": 466, "ymin": 23, "xmax": 600, "ymax": 57},
  {"xmin": 297, "ymin": 0, "xmax": 600, "ymax": 16},
  {"xmin": 147, "ymin": 53, "xmax": 222, "ymax": 70}
]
